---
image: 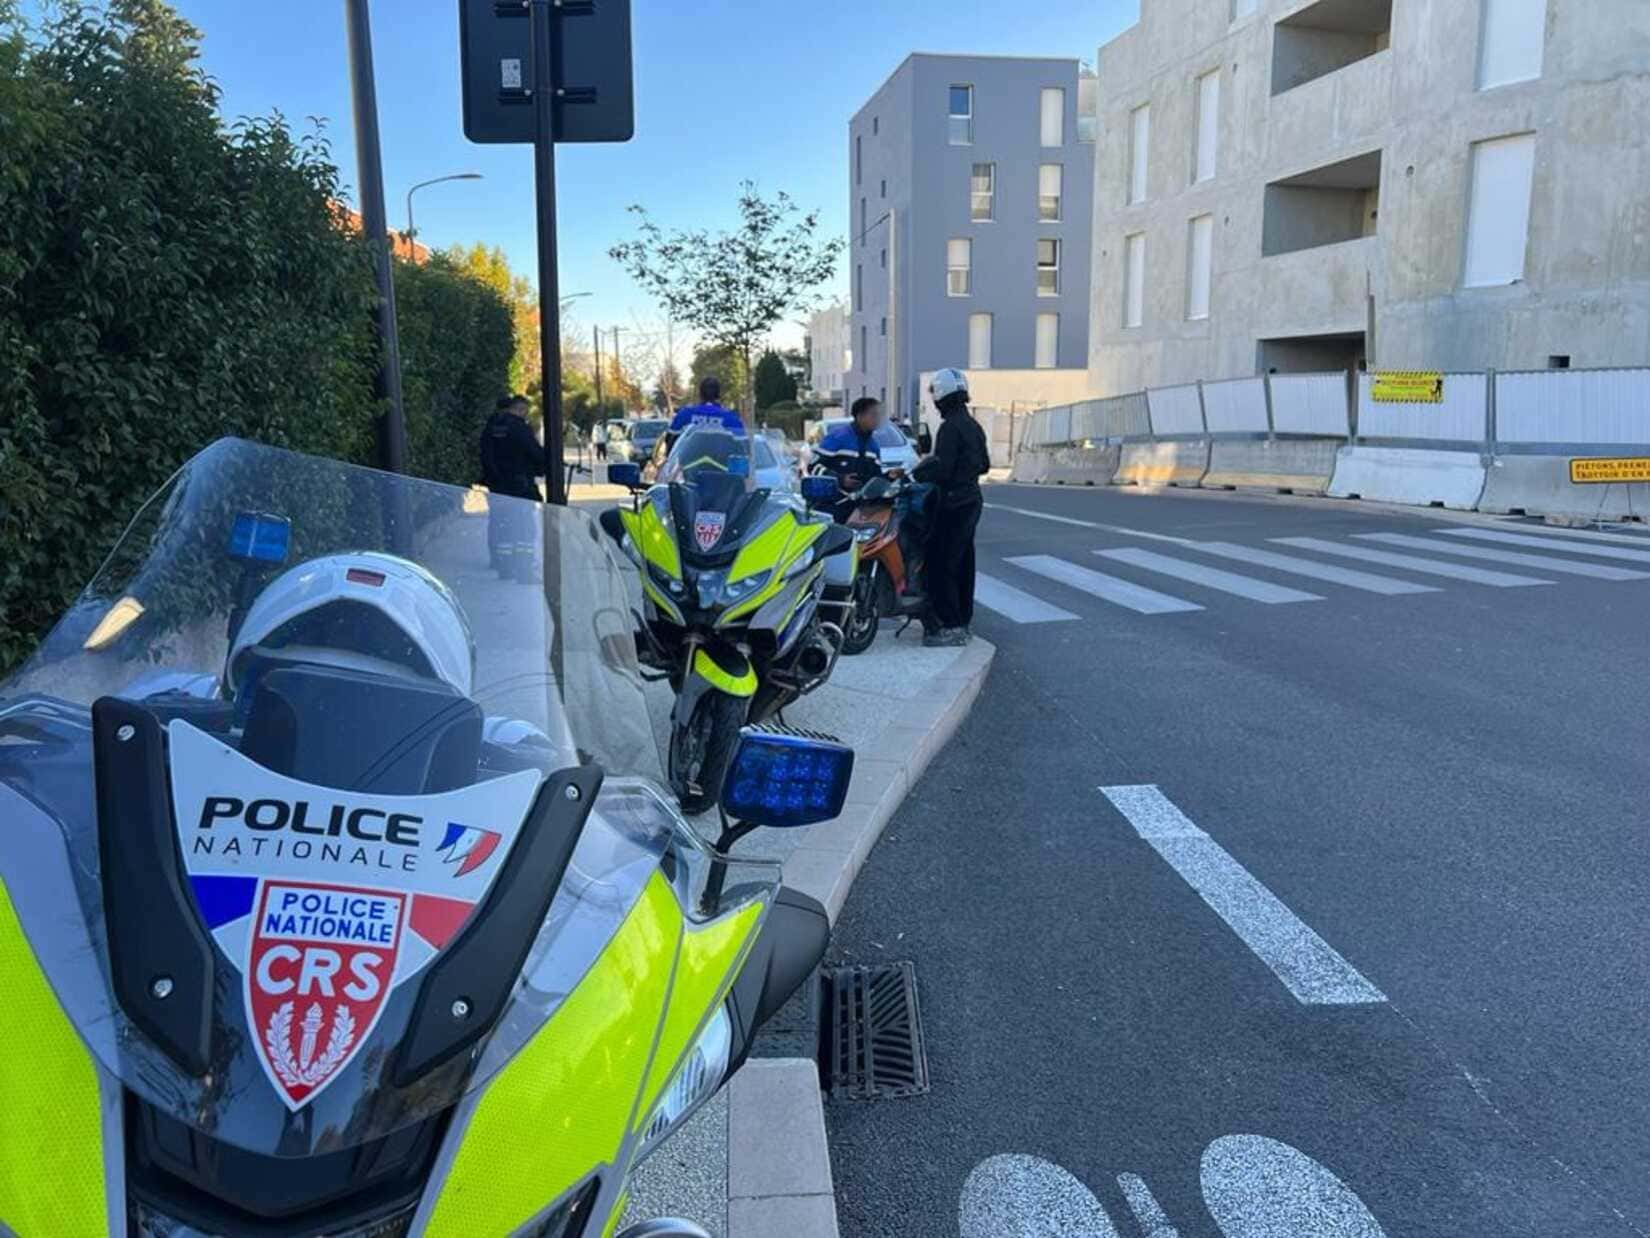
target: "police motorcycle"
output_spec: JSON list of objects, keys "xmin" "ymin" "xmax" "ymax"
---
[
  {"xmin": 0, "ymin": 438, "xmax": 851, "ymax": 1238},
  {"xmin": 603, "ymin": 426, "xmax": 857, "ymax": 814}
]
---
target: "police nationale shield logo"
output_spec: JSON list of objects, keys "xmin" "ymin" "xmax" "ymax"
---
[{"xmin": 694, "ymin": 511, "xmax": 726, "ymax": 552}]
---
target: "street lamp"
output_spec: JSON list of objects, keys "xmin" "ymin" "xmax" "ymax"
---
[{"xmin": 404, "ymin": 172, "xmax": 483, "ymax": 241}]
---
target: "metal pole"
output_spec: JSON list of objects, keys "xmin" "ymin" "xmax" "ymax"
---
[
  {"xmin": 344, "ymin": 0, "xmax": 406, "ymax": 474},
  {"xmin": 531, "ymin": 0, "xmax": 567, "ymax": 504},
  {"xmin": 594, "ymin": 325, "xmax": 605, "ymax": 411},
  {"xmin": 612, "ymin": 326, "xmax": 623, "ymax": 409}
]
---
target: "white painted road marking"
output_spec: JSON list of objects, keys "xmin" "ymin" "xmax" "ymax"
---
[
  {"xmin": 1008, "ymin": 555, "xmax": 1203, "ymax": 615},
  {"xmin": 959, "ymin": 1154, "xmax": 1121, "ymax": 1238},
  {"xmin": 973, "ymin": 572, "xmax": 1080, "ymax": 624},
  {"xmin": 1357, "ymin": 532, "xmax": 1650, "ymax": 581},
  {"xmin": 1482, "ymin": 522, "xmax": 1650, "ymax": 547},
  {"xmin": 1096, "ymin": 548, "xmax": 1324, "ymax": 604},
  {"xmin": 1118, "ymin": 1173, "xmax": 1181, "ymax": 1238},
  {"xmin": 1201, "ymin": 1136, "xmax": 1388, "ymax": 1238},
  {"xmin": 1189, "ymin": 542, "xmax": 1440, "ymax": 596},
  {"xmin": 1438, "ymin": 525, "xmax": 1650, "ymax": 565},
  {"xmin": 1100, "ymin": 786, "xmax": 1387, "ymax": 1006},
  {"xmin": 1272, "ymin": 537, "xmax": 1554, "ymax": 588},
  {"xmin": 985, "ymin": 504, "xmax": 1196, "ymax": 546}
]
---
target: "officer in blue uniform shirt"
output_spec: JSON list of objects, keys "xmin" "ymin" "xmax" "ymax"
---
[
  {"xmin": 811, "ymin": 396, "xmax": 892, "ymax": 521},
  {"xmin": 667, "ymin": 376, "xmax": 746, "ymax": 448}
]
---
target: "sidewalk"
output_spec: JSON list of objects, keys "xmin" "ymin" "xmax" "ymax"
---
[{"xmin": 624, "ymin": 631, "xmax": 996, "ymax": 1237}]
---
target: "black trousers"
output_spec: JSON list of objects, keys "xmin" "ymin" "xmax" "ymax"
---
[{"xmin": 928, "ymin": 497, "xmax": 982, "ymax": 629}]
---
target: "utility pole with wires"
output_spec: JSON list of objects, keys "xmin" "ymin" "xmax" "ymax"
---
[
  {"xmin": 611, "ymin": 326, "xmax": 624, "ymax": 408},
  {"xmin": 593, "ymin": 325, "xmax": 605, "ymax": 413}
]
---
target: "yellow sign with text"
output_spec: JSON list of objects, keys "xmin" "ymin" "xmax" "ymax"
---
[
  {"xmin": 1569, "ymin": 457, "xmax": 1650, "ymax": 485},
  {"xmin": 1371, "ymin": 372, "xmax": 1445, "ymax": 404}
]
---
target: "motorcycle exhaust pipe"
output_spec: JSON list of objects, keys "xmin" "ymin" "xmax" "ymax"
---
[{"xmin": 795, "ymin": 621, "xmax": 844, "ymax": 685}]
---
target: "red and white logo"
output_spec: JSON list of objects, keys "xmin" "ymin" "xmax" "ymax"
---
[
  {"xmin": 245, "ymin": 880, "xmax": 406, "ymax": 1110},
  {"xmin": 694, "ymin": 511, "xmax": 726, "ymax": 552}
]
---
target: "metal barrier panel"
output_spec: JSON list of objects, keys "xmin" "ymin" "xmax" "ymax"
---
[
  {"xmin": 1357, "ymin": 373, "xmax": 1487, "ymax": 443},
  {"xmin": 1070, "ymin": 400, "xmax": 1106, "ymax": 441},
  {"xmin": 1269, "ymin": 373, "xmax": 1350, "ymax": 437},
  {"xmin": 1104, "ymin": 392, "xmax": 1152, "ymax": 439},
  {"xmin": 1201, "ymin": 378, "xmax": 1269, "ymax": 435},
  {"xmin": 1147, "ymin": 384, "xmax": 1206, "ymax": 437},
  {"xmin": 1496, "ymin": 369, "xmax": 1650, "ymax": 446},
  {"xmin": 1046, "ymin": 405, "xmax": 1073, "ymax": 446}
]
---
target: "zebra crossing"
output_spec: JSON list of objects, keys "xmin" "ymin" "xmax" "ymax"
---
[{"xmin": 974, "ymin": 522, "xmax": 1650, "ymax": 625}]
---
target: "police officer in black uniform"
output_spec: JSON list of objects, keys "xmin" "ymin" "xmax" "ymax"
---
[
  {"xmin": 912, "ymin": 369, "xmax": 990, "ymax": 646},
  {"xmin": 479, "ymin": 394, "xmax": 544, "ymax": 577}
]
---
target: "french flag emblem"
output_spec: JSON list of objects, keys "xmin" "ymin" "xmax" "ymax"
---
[{"xmin": 438, "ymin": 822, "xmax": 503, "ymax": 878}]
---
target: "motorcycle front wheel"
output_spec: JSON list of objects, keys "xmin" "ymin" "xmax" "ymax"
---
[
  {"xmin": 840, "ymin": 567, "xmax": 881, "ymax": 656},
  {"xmin": 669, "ymin": 689, "xmax": 748, "ymax": 814}
]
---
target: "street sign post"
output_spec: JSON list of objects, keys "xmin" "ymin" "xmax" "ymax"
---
[{"xmin": 459, "ymin": 0, "xmax": 633, "ymax": 503}]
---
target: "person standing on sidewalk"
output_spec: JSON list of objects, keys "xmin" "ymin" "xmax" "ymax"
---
[
  {"xmin": 479, "ymin": 394, "xmax": 543, "ymax": 578},
  {"xmin": 592, "ymin": 418, "xmax": 609, "ymax": 462},
  {"xmin": 912, "ymin": 369, "xmax": 990, "ymax": 646}
]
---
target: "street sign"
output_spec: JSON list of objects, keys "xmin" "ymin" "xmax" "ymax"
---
[
  {"xmin": 1569, "ymin": 457, "xmax": 1650, "ymax": 484},
  {"xmin": 458, "ymin": 0, "xmax": 633, "ymax": 145},
  {"xmin": 1370, "ymin": 371, "xmax": 1444, "ymax": 404}
]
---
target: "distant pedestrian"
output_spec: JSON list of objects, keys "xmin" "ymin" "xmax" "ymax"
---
[
  {"xmin": 912, "ymin": 369, "xmax": 989, "ymax": 646},
  {"xmin": 593, "ymin": 419, "xmax": 609, "ymax": 461},
  {"xmin": 479, "ymin": 393, "xmax": 544, "ymax": 578}
]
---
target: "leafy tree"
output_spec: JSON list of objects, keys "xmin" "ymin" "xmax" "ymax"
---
[
  {"xmin": 753, "ymin": 350, "xmax": 798, "ymax": 410},
  {"xmin": 690, "ymin": 343, "xmax": 747, "ymax": 409},
  {"xmin": 444, "ymin": 242, "xmax": 539, "ymax": 399},
  {"xmin": 609, "ymin": 183, "xmax": 844, "ymax": 424}
]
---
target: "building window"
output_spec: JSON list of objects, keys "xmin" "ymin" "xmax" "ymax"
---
[
  {"xmin": 1186, "ymin": 214, "xmax": 1214, "ymax": 320},
  {"xmin": 1037, "ymin": 238, "xmax": 1061, "ymax": 297},
  {"xmin": 1035, "ymin": 313, "xmax": 1059, "ymax": 369},
  {"xmin": 971, "ymin": 163, "xmax": 995, "ymax": 221},
  {"xmin": 873, "ymin": 116, "xmax": 879, "ymax": 135},
  {"xmin": 1463, "ymin": 132, "xmax": 1536, "ymax": 287},
  {"xmin": 880, "ymin": 316, "xmax": 887, "ymax": 337},
  {"xmin": 1232, "ymin": 0, "xmax": 1257, "ymax": 18},
  {"xmin": 949, "ymin": 85, "xmax": 974, "ymax": 145},
  {"xmin": 860, "ymin": 198, "xmax": 867, "ymax": 245},
  {"xmin": 1479, "ymin": 0, "xmax": 1545, "ymax": 90},
  {"xmin": 854, "ymin": 264, "xmax": 863, "ymax": 311},
  {"xmin": 1128, "ymin": 104, "xmax": 1151, "ymax": 204},
  {"xmin": 1038, "ymin": 164, "xmax": 1063, "ymax": 222},
  {"xmin": 855, "ymin": 134, "xmax": 862, "ymax": 186},
  {"xmin": 881, "ymin": 178, "xmax": 887, "ymax": 199},
  {"xmin": 968, "ymin": 313, "xmax": 993, "ymax": 369},
  {"xmin": 1040, "ymin": 88, "xmax": 1065, "ymax": 147},
  {"xmin": 880, "ymin": 386, "xmax": 886, "ymax": 405},
  {"xmin": 860, "ymin": 326, "xmax": 868, "ymax": 371},
  {"xmin": 880, "ymin": 247, "xmax": 887, "ymax": 270},
  {"xmin": 947, "ymin": 238, "xmax": 972, "ymax": 296},
  {"xmin": 1123, "ymin": 232, "xmax": 1146, "ymax": 328},
  {"xmin": 1193, "ymin": 70, "xmax": 1220, "ymax": 183}
]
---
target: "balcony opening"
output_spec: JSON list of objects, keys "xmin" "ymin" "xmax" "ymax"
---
[
  {"xmin": 1258, "ymin": 331, "xmax": 1366, "ymax": 375},
  {"xmin": 1262, "ymin": 150, "xmax": 1381, "ymax": 257},
  {"xmin": 1271, "ymin": 0, "xmax": 1392, "ymax": 95}
]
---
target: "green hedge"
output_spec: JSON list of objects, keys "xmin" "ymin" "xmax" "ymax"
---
[{"xmin": 0, "ymin": 1, "xmax": 514, "ymax": 675}]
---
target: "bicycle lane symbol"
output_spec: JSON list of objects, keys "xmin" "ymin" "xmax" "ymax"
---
[{"xmin": 959, "ymin": 1135, "xmax": 1388, "ymax": 1238}]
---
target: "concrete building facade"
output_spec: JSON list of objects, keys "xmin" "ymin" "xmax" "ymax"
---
[
  {"xmin": 848, "ymin": 54, "xmax": 1096, "ymax": 421},
  {"xmin": 1088, "ymin": 0, "xmax": 1650, "ymax": 396},
  {"xmin": 805, "ymin": 301, "xmax": 850, "ymax": 405}
]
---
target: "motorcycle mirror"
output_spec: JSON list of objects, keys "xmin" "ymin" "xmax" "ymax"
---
[
  {"xmin": 608, "ymin": 462, "xmax": 643, "ymax": 490},
  {"xmin": 800, "ymin": 475, "xmax": 839, "ymax": 506},
  {"xmin": 721, "ymin": 726, "xmax": 854, "ymax": 828}
]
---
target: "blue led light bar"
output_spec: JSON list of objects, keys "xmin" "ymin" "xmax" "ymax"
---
[
  {"xmin": 228, "ymin": 512, "xmax": 292, "ymax": 565},
  {"xmin": 721, "ymin": 728, "xmax": 855, "ymax": 829}
]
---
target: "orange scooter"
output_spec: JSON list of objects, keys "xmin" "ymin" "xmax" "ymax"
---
[{"xmin": 839, "ymin": 476, "xmax": 937, "ymax": 655}]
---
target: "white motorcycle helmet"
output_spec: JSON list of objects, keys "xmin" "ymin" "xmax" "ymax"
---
[
  {"xmin": 225, "ymin": 552, "xmax": 475, "ymax": 701},
  {"xmin": 930, "ymin": 367, "xmax": 970, "ymax": 404}
]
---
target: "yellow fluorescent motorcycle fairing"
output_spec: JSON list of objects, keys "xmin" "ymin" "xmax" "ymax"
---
[{"xmin": 0, "ymin": 439, "xmax": 844, "ymax": 1237}]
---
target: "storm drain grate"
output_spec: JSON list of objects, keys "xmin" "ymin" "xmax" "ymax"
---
[{"xmin": 819, "ymin": 961, "xmax": 929, "ymax": 1100}]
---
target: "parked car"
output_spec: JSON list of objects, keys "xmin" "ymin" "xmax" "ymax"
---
[{"xmin": 613, "ymin": 417, "xmax": 669, "ymax": 464}]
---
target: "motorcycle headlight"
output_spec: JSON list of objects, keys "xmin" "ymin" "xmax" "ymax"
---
[
  {"xmin": 635, "ymin": 1004, "xmax": 733, "ymax": 1165},
  {"xmin": 852, "ymin": 524, "xmax": 879, "ymax": 543}
]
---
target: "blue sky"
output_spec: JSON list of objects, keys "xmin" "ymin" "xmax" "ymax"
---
[{"xmin": 160, "ymin": 1, "xmax": 1137, "ymax": 353}]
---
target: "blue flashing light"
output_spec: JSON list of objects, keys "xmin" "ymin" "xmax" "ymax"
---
[
  {"xmin": 800, "ymin": 475, "xmax": 839, "ymax": 504},
  {"xmin": 609, "ymin": 462, "xmax": 643, "ymax": 489},
  {"xmin": 727, "ymin": 455, "xmax": 750, "ymax": 478},
  {"xmin": 721, "ymin": 729, "xmax": 855, "ymax": 829},
  {"xmin": 228, "ymin": 512, "xmax": 292, "ymax": 565}
]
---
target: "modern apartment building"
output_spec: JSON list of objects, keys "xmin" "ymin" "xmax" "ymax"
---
[
  {"xmin": 848, "ymin": 54, "xmax": 1096, "ymax": 421},
  {"xmin": 805, "ymin": 301, "xmax": 850, "ymax": 405},
  {"xmin": 1088, "ymin": 0, "xmax": 1650, "ymax": 394}
]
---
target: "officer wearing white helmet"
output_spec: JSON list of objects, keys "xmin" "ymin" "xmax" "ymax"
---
[{"xmin": 912, "ymin": 368, "xmax": 990, "ymax": 646}]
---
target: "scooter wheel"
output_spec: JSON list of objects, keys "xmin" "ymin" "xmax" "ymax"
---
[{"xmin": 840, "ymin": 575, "xmax": 881, "ymax": 656}]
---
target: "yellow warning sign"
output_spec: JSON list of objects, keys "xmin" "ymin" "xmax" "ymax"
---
[
  {"xmin": 1570, "ymin": 457, "xmax": 1650, "ymax": 485},
  {"xmin": 1371, "ymin": 372, "xmax": 1445, "ymax": 404}
]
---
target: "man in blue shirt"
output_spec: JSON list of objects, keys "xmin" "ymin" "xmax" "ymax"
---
[
  {"xmin": 811, "ymin": 396, "xmax": 894, "ymax": 522},
  {"xmin": 668, "ymin": 376, "xmax": 746, "ymax": 443}
]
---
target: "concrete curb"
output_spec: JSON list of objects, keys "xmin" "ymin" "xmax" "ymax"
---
[{"xmin": 723, "ymin": 637, "xmax": 996, "ymax": 1238}]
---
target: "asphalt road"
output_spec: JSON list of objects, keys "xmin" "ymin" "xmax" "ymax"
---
[{"xmin": 824, "ymin": 482, "xmax": 1650, "ymax": 1238}]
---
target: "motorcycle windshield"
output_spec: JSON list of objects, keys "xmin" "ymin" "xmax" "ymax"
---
[
  {"xmin": 656, "ymin": 426, "xmax": 755, "ymax": 506},
  {"xmin": 0, "ymin": 438, "xmax": 777, "ymax": 1157}
]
